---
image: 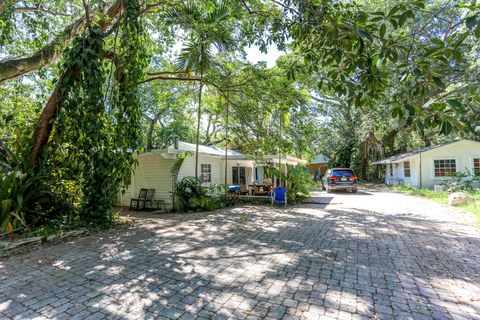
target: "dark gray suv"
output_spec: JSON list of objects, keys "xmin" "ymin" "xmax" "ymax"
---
[{"xmin": 324, "ymin": 168, "xmax": 358, "ymax": 193}]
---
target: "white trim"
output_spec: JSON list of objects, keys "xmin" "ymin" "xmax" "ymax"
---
[
  {"xmin": 431, "ymin": 156, "xmax": 459, "ymax": 180},
  {"xmin": 403, "ymin": 160, "xmax": 411, "ymax": 178},
  {"xmin": 471, "ymin": 156, "xmax": 480, "ymax": 175}
]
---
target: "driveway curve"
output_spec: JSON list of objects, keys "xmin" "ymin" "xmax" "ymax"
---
[{"xmin": 0, "ymin": 190, "xmax": 479, "ymax": 320}]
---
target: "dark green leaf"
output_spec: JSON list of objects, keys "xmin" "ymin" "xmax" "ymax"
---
[
  {"xmin": 446, "ymin": 99, "xmax": 462, "ymax": 109},
  {"xmin": 380, "ymin": 24, "xmax": 386, "ymax": 38},
  {"xmin": 431, "ymin": 38, "xmax": 444, "ymax": 47},
  {"xmin": 466, "ymin": 16, "xmax": 477, "ymax": 30},
  {"xmin": 432, "ymin": 76, "xmax": 445, "ymax": 90}
]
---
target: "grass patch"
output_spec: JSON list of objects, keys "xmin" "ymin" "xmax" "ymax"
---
[
  {"xmin": 462, "ymin": 192, "xmax": 480, "ymax": 217},
  {"xmin": 389, "ymin": 185, "xmax": 480, "ymax": 221}
]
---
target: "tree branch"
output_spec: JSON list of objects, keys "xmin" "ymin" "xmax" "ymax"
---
[
  {"xmin": 82, "ymin": 0, "xmax": 91, "ymax": 25},
  {"xmin": 141, "ymin": 76, "xmax": 201, "ymax": 83},
  {"xmin": 145, "ymin": 71, "xmax": 192, "ymax": 76},
  {"xmin": 0, "ymin": 0, "xmax": 121, "ymax": 84},
  {"xmin": 268, "ymin": 0, "xmax": 299, "ymax": 15},
  {"xmin": 13, "ymin": 6, "xmax": 72, "ymax": 16}
]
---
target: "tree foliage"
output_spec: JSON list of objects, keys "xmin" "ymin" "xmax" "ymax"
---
[{"xmin": 0, "ymin": 0, "xmax": 478, "ymax": 230}]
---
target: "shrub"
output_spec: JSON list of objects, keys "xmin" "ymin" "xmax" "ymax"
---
[
  {"xmin": 442, "ymin": 171, "xmax": 480, "ymax": 192},
  {"xmin": 0, "ymin": 170, "xmax": 70, "ymax": 233},
  {"xmin": 173, "ymin": 177, "xmax": 227, "ymax": 212},
  {"xmin": 269, "ymin": 164, "xmax": 317, "ymax": 202},
  {"xmin": 1, "ymin": 143, "xmax": 76, "ymax": 232}
]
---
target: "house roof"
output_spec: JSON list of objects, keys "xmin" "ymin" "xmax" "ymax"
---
[
  {"xmin": 371, "ymin": 139, "xmax": 477, "ymax": 165},
  {"xmin": 167, "ymin": 141, "xmax": 246, "ymax": 158},
  {"xmin": 258, "ymin": 154, "xmax": 307, "ymax": 165},
  {"xmin": 310, "ymin": 154, "xmax": 328, "ymax": 164},
  {"xmin": 147, "ymin": 140, "xmax": 306, "ymax": 163}
]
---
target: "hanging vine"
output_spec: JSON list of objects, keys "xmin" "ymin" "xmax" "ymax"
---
[
  {"xmin": 50, "ymin": 0, "xmax": 147, "ymax": 225},
  {"xmin": 112, "ymin": 0, "xmax": 148, "ymax": 197}
]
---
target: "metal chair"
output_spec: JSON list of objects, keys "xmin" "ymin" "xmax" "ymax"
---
[
  {"xmin": 130, "ymin": 188, "xmax": 148, "ymax": 210},
  {"xmin": 129, "ymin": 188, "xmax": 155, "ymax": 210}
]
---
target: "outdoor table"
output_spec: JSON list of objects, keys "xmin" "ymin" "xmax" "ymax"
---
[{"xmin": 249, "ymin": 184, "xmax": 273, "ymax": 196}]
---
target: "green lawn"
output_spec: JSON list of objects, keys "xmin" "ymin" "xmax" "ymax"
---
[{"xmin": 389, "ymin": 185, "xmax": 480, "ymax": 222}]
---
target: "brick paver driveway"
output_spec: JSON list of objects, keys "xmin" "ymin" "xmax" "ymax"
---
[{"xmin": 1, "ymin": 190, "xmax": 479, "ymax": 320}]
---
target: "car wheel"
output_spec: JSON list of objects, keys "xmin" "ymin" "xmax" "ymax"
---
[
  {"xmin": 326, "ymin": 188, "xmax": 331, "ymax": 193},
  {"xmin": 352, "ymin": 188, "xmax": 358, "ymax": 193}
]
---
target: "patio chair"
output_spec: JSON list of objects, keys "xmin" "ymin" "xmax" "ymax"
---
[
  {"xmin": 129, "ymin": 188, "xmax": 155, "ymax": 210},
  {"xmin": 239, "ymin": 184, "xmax": 249, "ymax": 195},
  {"xmin": 271, "ymin": 187, "xmax": 287, "ymax": 207}
]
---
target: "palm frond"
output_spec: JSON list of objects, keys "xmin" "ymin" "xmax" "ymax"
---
[{"xmin": 176, "ymin": 38, "xmax": 214, "ymax": 73}]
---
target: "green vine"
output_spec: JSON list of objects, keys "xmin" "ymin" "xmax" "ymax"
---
[
  {"xmin": 112, "ymin": 0, "xmax": 148, "ymax": 197},
  {"xmin": 49, "ymin": 0, "xmax": 147, "ymax": 226},
  {"xmin": 0, "ymin": 0, "xmax": 15, "ymax": 47}
]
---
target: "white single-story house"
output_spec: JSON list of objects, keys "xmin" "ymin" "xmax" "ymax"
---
[
  {"xmin": 372, "ymin": 139, "xmax": 480, "ymax": 188},
  {"xmin": 118, "ymin": 140, "xmax": 306, "ymax": 208}
]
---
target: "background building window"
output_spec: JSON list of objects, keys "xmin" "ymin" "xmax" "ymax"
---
[
  {"xmin": 200, "ymin": 164, "xmax": 211, "ymax": 183},
  {"xmin": 389, "ymin": 164, "xmax": 393, "ymax": 176},
  {"xmin": 232, "ymin": 167, "xmax": 246, "ymax": 184},
  {"xmin": 404, "ymin": 161, "xmax": 411, "ymax": 177},
  {"xmin": 434, "ymin": 159, "xmax": 456, "ymax": 177},
  {"xmin": 474, "ymin": 158, "xmax": 480, "ymax": 176}
]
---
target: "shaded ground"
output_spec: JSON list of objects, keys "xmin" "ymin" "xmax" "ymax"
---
[{"xmin": 0, "ymin": 190, "xmax": 479, "ymax": 319}]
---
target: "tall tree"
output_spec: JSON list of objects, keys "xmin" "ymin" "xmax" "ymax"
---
[{"xmin": 164, "ymin": 0, "xmax": 235, "ymax": 178}]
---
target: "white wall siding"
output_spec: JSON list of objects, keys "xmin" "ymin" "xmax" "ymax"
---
[
  {"xmin": 176, "ymin": 155, "xmax": 256, "ymax": 187},
  {"xmin": 408, "ymin": 157, "xmax": 419, "ymax": 186},
  {"xmin": 226, "ymin": 160, "xmax": 255, "ymax": 186},
  {"xmin": 383, "ymin": 140, "xmax": 480, "ymax": 188},
  {"xmin": 420, "ymin": 140, "xmax": 480, "ymax": 188},
  {"xmin": 178, "ymin": 154, "xmax": 225, "ymax": 186},
  {"xmin": 118, "ymin": 154, "xmax": 176, "ymax": 208}
]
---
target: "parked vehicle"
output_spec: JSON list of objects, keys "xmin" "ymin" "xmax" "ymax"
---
[{"xmin": 324, "ymin": 168, "xmax": 358, "ymax": 193}]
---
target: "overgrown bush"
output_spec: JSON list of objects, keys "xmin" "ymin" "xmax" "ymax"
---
[
  {"xmin": 0, "ymin": 170, "xmax": 72, "ymax": 233},
  {"xmin": 442, "ymin": 171, "xmax": 480, "ymax": 192},
  {"xmin": 173, "ymin": 177, "xmax": 227, "ymax": 212},
  {"xmin": 269, "ymin": 164, "xmax": 317, "ymax": 202},
  {"xmin": 0, "ymin": 143, "xmax": 74, "ymax": 233}
]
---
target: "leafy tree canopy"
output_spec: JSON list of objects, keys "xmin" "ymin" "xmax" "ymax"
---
[{"xmin": 0, "ymin": 0, "xmax": 478, "ymax": 228}]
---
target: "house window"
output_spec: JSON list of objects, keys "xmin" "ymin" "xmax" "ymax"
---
[
  {"xmin": 232, "ymin": 167, "xmax": 246, "ymax": 184},
  {"xmin": 389, "ymin": 164, "xmax": 393, "ymax": 176},
  {"xmin": 474, "ymin": 158, "xmax": 480, "ymax": 176},
  {"xmin": 434, "ymin": 159, "xmax": 456, "ymax": 177},
  {"xmin": 404, "ymin": 161, "xmax": 411, "ymax": 177},
  {"xmin": 200, "ymin": 164, "xmax": 211, "ymax": 183}
]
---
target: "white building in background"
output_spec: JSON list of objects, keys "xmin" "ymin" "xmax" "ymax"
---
[
  {"xmin": 117, "ymin": 140, "xmax": 305, "ymax": 208},
  {"xmin": 372, "ymin": 139, "xmax": 480, "ymax": 188}
]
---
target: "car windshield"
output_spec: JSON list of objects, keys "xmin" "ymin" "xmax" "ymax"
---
[{"xmin": 331, "ymin": 170, "xmax": 354, "ymax": 176}]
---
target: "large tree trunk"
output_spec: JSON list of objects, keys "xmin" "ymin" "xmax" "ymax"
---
[
  {"xmin": 203, "ymin": 112, "xmax": 212, "ymax": 145},
  {"xmin": 30, "ymin": 69, "xmax": 78, "ymax": 169},
  {"xmin": 146, "ymin": 113, "xmax": 162, "ymax": 150},
  {"xmin": 27, "ymin": 2, "xmax": 122, "ymax": 169},
  {"xmin": 31, "ymin": 83, "xmax": 61, "ymax": 168},
  {"xmin": 0, "ymin": 0, "xmax": 121, "ymax": 84},
  {"xmin": 0, "ymin": 0, "xmax": 7, "ymax": 14}
]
